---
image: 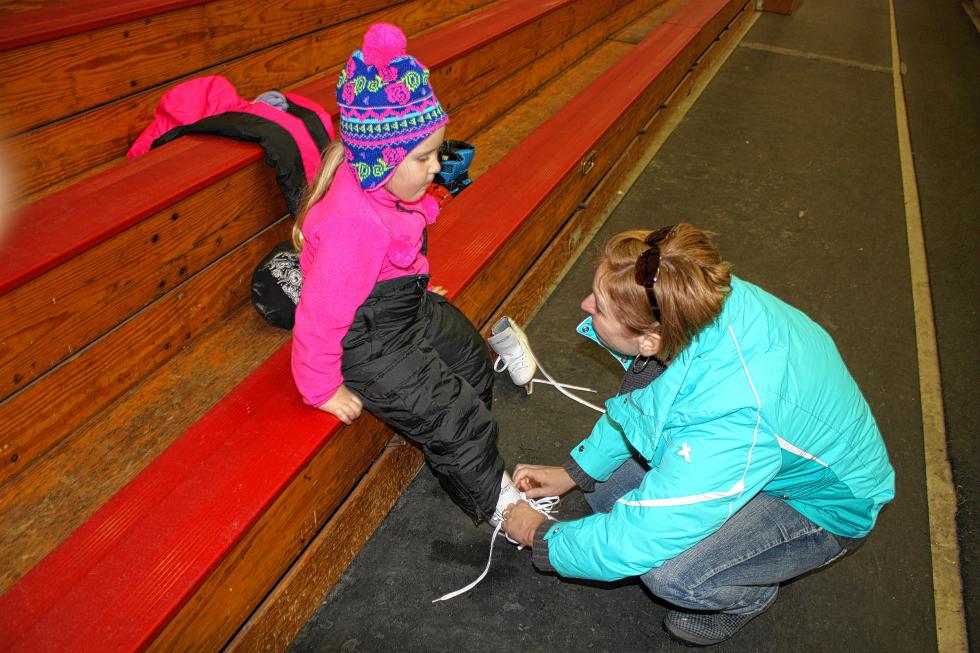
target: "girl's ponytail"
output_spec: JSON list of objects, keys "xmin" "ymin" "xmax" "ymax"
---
[{"xmin": 292, "ymin": 141, "xmax": 346, "ymax": 251}]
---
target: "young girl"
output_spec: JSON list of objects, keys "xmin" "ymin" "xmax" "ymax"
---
[{"xmin": 291, "ymin": 23, "xmax": 526, "ymax": 525}]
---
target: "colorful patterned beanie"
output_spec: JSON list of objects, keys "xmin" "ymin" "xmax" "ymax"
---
[{"xmin": 337, "ymin": 23, "xmax": 449, "ymax": 191}]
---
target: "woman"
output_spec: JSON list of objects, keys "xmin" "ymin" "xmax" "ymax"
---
[{"xmin": 503, "ymin": 224, "xmax": 894, "ymax": 646}]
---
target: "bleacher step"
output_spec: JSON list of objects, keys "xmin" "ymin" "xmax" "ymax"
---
[{"xmin": 0, "ymin": 0, "xmax": 753, "ymax": 649}]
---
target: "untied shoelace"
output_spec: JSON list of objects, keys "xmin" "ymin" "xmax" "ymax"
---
[
  {"xmin": 493, "ymin": 349, "xmax": 607, "ymax": 414},
  {"xmin": 432, "ymin": 495, "xmax": 559, "ymax": 603}
]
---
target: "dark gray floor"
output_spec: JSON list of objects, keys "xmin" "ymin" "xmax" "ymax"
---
[
  {"xmin": 892, "ymin": 0, "xmax": 980, "ymax": 642},
  {"xmin": 289, "ymin": 2, "xmax": 976, "ymax": 650}
]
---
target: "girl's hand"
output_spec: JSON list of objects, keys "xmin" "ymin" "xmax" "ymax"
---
[
  {"xmin": 503, "ymin": 500, "xmax": 547, "ymax": 548},
  {"xmin": 512, "ymin": 464, "xmax": 577, "ymax": 499},
  {"xmin": 318, "ymin": 385, "xmax": 363, "ymax": 425},
  {"xmin": 429, "ymin": 284, "xmax": 448, "ymax": 296}
]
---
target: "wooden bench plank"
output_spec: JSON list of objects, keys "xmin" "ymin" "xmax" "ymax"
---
[
  {"xmin": 1, "ymin": 136, "xmax": 257, "ymax": 295},
  {"xmin": 0, "ymin": 345, "xmax": 365, "ymax": 652},
  {"xmin": 668, "ymin": 0, "xmax": 737, "ymax": 26},
  {"xmin": 9, "ymin": 0, "xmax": 491, "ymax": 198},
  {"xmin": 146, "ymin": 410, "xmax": 396, "ymax": 652},
  {"xmin": 668, "ymin": 0, "xmax": 745, "ymax": 56},
  {"xmin": 0, "ymin": 219, "xmax": 290, "ymax": 489},
  {"xmin": 611, "ymin": 0, "xmax": 688, "ymax": 43},
  {"xmin": 466, "ymin": 39, "xmax": 635, "ymax": 179},
  {"xmin": 449, "ymin": 0, "xmax": 659, "ymax": 147},
  {"xmin": 0, "ymin": 0, "xmax": 210, "ymax": 51},
  {"xmin": 224, "ymin": 439, "xmax": 423, "ymax": 651},
  {"xmin": 0, "ymin": 304, "xmax": 291, "ymax": 594},
  {"xmin": 0, "ymin": 0, "xmax": 401, "ymax": 137},
  {"xmin": 0, "ymin": 150, "xmax": 283, "ymax": 401}
]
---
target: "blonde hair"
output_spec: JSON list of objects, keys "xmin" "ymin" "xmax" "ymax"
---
[
  {"xmin": 597, "ymin": 223, "xmax": 731, "ymax": 361},
  {"xmin": 292, "ymin": 141, "xmax": 347, "ymax": 251}
]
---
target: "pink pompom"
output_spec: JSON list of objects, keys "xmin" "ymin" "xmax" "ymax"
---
[{"xmin": 362, "ymin": 23, "xmax": 407, "ymax": 71}]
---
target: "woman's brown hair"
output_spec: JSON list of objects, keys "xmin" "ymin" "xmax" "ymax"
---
[
  {"xmin": 597, "ymin": 223, "xmax": 731, "ymax": 361},
  {"xmin": 291, "ymin": 140, "xmax": 347, "ymax": 251}
]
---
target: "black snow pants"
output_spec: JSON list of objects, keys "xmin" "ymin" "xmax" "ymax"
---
[{"xmin": 340, "ymin": 274, "xmax": 504, "ymax": 523}]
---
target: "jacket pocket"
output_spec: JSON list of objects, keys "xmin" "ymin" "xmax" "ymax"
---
[{"xmin": 779, "ymin": 466, "xmax": 840, "ymax": 500}]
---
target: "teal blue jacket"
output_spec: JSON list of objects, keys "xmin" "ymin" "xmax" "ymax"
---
[{"xmin": 544, "ymin": 277, "xmax": 895, "ymax": 582}]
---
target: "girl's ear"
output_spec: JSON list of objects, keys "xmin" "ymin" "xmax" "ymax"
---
[{"xmin": 638, "ymin": 331, "xmax": 661, "ymax": 358}]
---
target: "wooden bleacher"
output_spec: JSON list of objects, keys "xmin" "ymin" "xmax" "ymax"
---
[{"xmin": 0, "ymin": 0, "xmax": 754, "ymax": 649}]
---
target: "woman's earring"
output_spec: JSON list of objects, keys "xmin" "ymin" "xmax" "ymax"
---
[{"xmin": 632, "ymin": 356, "xmax": 650, "ymax": 374}]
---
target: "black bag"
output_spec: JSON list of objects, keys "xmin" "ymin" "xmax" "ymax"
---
[{"xmin": 250, "ymin": 240, "xmax": 302, "ymax": 329}]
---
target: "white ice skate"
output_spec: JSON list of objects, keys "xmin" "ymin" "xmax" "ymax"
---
[
  {"xmin": 487, "ymin": 316, "xmax": 606, "ymax": 412},
  {"xmin": 488, "ymin": 316, "xmax": 537, "ymax": 392}
]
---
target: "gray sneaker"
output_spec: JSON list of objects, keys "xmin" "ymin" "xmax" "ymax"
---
[{"xmin": 663, "ymin": 603, "xmax": 771, "ymax": 646}]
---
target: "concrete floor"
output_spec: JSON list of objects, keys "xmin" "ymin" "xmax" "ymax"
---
[{"xmin": 289, "ymin": 1, "xmax": 977, "ymax": 650}]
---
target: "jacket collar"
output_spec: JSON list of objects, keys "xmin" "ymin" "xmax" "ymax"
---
[
  {"xmin": 339, "ymin": 161, "xmax": 435, "ymax": 220},
  {"xmin": 605, "ymin": 278, "xmax": 746, "ymax": 434}
]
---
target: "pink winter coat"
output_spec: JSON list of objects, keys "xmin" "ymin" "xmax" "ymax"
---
[{"xmin": 291, "ymin": 161, "xmax": 439, "ymax": 407}]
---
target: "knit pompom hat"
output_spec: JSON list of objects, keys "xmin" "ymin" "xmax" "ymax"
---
[{"xmin": 337, "ymin": 23, "xmax": 448, "ymax": 191}]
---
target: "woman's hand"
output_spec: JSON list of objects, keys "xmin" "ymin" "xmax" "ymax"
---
[
  {"xmin": 318, "ymin": 385, "xmax": 363, "ymax": 425},
  {"xmin": 512, "ymin": 464, "xmax": 577, "ymax": 499},
  {"xmin": 503, "ymin": 500, "xmax": 548, "ymax": 548}
]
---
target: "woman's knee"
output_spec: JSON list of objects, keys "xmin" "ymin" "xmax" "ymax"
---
[
  {"xmin": 641, "ymin": 556, "xmax": 704, "ymax": 606},
  {"xmin": 583, "ymin": 457, "xmax": 647, "ymax": 515},
  {"xmin": 583, "ymin": 487, "xmax": 617, "ymax": 514}
]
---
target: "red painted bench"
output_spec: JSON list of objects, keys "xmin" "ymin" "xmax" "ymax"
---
[{"xmin": 0, "ymin": 0, "xmax": 751, "ymax": 649}]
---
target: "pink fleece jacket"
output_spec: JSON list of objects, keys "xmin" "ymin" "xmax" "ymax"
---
[{"xmin": 291, "ymin": 161, "xmax": 439, "ymax": 407}]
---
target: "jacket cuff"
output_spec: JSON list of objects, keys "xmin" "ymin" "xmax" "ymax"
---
[
  {"xmin": 531, "ymin": 520, "xmax": 556, "ymax": 573},
  {"xmin": 563, "ymin": 458, "xmax": 596, "ymax": 492}
]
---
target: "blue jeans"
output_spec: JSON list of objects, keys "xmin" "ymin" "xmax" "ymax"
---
[{"xmin": 585, "ymin": 458, "xmax": 851, "ymax": 615}]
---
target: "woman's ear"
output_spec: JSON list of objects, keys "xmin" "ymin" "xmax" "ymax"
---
[{"xmin": 638, "ymin": 331, "xmax": 661, "ymax": 357}]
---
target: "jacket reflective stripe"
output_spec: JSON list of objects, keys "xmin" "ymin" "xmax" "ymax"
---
[
  {"xmin": 774, "ymin": 434, "xmax": 830, "ymax": 467},
  {"xmin": 728, "ymin": 325, "xmax": 761, "ymax": 516},
  {"xmin": 617, "ymin": 480, "xmax": 745, "ymax": 507},
  {"xmin": 615, "ymin": 326, "xmax": 761, "ymax": 519}
]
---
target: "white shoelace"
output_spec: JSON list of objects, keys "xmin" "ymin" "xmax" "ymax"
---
[
  {"xmin": 494, "ymin": 350, "xmax": 606, "ymax": 414},
  {"xmin": 432, "ymin": 496, "xmax": 559, "ymax": 603}
]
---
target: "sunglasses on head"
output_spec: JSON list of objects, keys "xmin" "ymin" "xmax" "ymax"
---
[{"xmin": 634, "ymin": 225, "xmax": 675, "ymax": 320}]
